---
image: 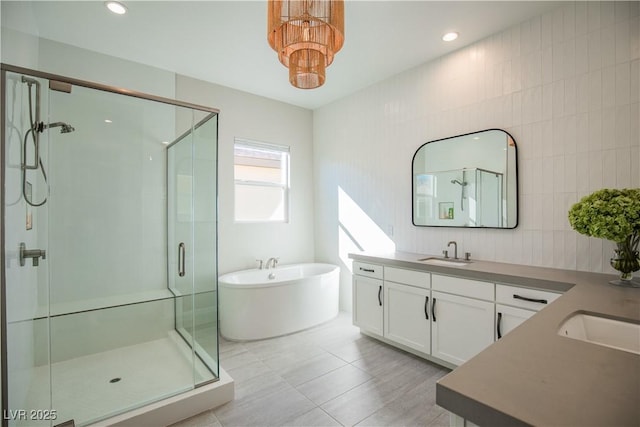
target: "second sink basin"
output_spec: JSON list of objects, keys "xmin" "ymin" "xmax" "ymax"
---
[
  {"xmin": 558, "ymin": 312, "xmax": 640, "ymax": 355},
  {"xmin": 418, "ymin": 257, "xmax": 471, "ymax": 267}
]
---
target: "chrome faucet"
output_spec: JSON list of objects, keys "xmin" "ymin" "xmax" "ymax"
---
[
  {"xmin": 266, "ymin": 257, "xmax": 279, "ymax": 269},
  {"xmin": 19, "ymin": 242, "xmax": 46, "ymax": 267},
  {"xmin": 447, "ymin": 241, "xmax": 458, "ymax": 259}
]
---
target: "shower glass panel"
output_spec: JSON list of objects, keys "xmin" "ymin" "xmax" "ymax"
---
[
  {"xmin": 475, "ymin": 168, "xmax": 503, "ymax": 228},
  {"xmin": 1, "ymin": 66, "xmax": 219, "ymax": 427},
  {"xmin": 3, "ymin": 71, "xmax": 52, "ymax": 427},
  {"xmin": 168, "ymin": 112, "xmax": 218, "ymax": 385}
]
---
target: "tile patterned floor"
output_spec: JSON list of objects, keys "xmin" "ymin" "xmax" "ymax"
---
[{"xmin": 171, "ymin": 312, "xmax": 451, "ymax": 427}]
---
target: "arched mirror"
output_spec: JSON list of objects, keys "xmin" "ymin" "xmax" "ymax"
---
[{"xmin": 412, "ymin": 129, "xmax": 518, "ymax": 228}]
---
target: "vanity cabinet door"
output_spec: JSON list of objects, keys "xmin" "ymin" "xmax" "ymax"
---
[
  {"xmin": 495, "ymin": 304, "xmax": 536, "ymax": 340},
  {"xmin": 353, "ymin": 275, "xmax": 384, "ymax": 336},
  {"xmin": 431, "ymin": 291, "xmax": 494, "ymax": 366},
  {"xmin": 384, "ymin": 281, "xmax": 431, "ymax": 354}
]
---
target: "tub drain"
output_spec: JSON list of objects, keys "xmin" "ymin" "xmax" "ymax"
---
[{"xmin": 109, "ymin": 377, "xmax": 121, "ymax": 384}]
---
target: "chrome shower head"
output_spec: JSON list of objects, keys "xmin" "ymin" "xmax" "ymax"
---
[
  {"xmin": 451, "ymin": 179, "xmax": 467, "ymax": 186},
  {"xmin": 41, "ymin": 121, "xmax": 75, "ymax": 133},
  {"xmin": 60, "ymin": 123, "xmax": 75, "ymax": 133}
]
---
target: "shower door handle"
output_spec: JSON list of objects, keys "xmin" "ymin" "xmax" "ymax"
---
[{"xmin": 178, "ymin": 243, "xmax": 186, "ymax": 277}]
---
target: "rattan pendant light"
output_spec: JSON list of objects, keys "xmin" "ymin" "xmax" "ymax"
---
[{"xmin": 268, "ymin": 0, "xmax": 344, "ymax": 89}]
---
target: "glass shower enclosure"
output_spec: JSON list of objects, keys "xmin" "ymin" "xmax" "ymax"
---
[{"xmin": 1, "ymin": 64, "xmax": 219, "ymax": 426}]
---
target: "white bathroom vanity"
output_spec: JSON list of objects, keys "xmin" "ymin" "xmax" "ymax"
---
[{"xmin": 350, "ymin": 251, "xmax": 640, "ymax": 427}]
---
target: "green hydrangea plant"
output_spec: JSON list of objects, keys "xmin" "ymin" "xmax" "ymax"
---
[{"xmin": 568, "ymin": 188, "xmax": 640, "ymax": 243}]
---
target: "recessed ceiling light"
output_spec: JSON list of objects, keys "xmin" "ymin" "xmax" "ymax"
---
[
  {"xmin": 104, "ymin": 119, "xmax": 113, "ymax": 123},
  {"xmin": 105, "ymin": 1, "xmax": 127, "ymax": 15},
  {"xmin": 442, "ymin": 32, "xmax": 459, "ymax": 42}
]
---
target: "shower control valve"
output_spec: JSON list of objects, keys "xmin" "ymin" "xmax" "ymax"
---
[{"xmin": 19, "ymin": 242, "xmax": 46, "ymax": 267}]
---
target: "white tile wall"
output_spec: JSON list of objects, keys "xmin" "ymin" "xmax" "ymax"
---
[{"xmin": 314, "ymin": 1, "xmax": 639, "ymax": 310}]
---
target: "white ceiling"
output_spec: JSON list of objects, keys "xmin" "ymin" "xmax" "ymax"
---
[{"xmin": 2, "ymin": 1, "xmax": 564, "ymax": 109}]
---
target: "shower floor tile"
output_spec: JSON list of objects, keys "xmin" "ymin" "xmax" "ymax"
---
[{"xmin": 20, "ymin": 332, "xmax": 214, "ymax": 427}]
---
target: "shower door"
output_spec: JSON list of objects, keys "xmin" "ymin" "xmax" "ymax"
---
[
  {"xmin": 2, "ymin": 66, "xmax": 219, "ymax": 427},
  {"xmin": 168, "ymin": 111, "xmax": 219, "ymax": 386}
]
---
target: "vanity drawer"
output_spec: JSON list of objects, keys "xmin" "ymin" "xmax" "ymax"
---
[
  {"xmin": 496, "ymin": 284, "xmax": 561, "ymax": 311},
  {"xmin": 385, "ymin": 267, "xmax": 430, "ymax": 289},
  {"xmin": 432, "ymin": 274, "xmax": 493, "ymax": 300},
  {"xmin": 353, "ymin": 261, "xmax": 383, "ymax": 279}
]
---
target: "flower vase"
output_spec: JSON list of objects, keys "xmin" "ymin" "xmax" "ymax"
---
[{"xmin": 609, "ymin": 235, "xmax": 640, "ymax": 287}]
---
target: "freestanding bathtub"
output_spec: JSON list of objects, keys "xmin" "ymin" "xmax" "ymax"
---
[{"xmin": 218, "ymin": 263, "xmax": 340, "ymax": 341}]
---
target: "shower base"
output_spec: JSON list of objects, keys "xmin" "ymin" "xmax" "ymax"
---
[{"xmin": 16, "ymin": 332, "xmax": 233, "ymax": 427}]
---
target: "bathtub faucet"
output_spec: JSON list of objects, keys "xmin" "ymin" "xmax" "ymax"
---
[{"xmin": 266, "ymin": 257, "xmax": 279, "ymax": 269}]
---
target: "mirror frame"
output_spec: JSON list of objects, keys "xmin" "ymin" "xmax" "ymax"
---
[{"xmin": 411, "ymin": 128, "xmax": 519, "ymax": 229}]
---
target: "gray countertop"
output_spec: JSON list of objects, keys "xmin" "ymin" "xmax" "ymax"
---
[{"xmin": 349, "ymin": 251, "xmax": 640, "ymax": 427}]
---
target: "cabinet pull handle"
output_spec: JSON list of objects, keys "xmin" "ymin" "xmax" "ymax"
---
[
  {"xmin": 360, "ymin": 267, "xmax": 375, "ymax": 273},
  {"xmin": 513, "ymin": 294, "xmax": 547, "ymax": 304},
  {"xmin": 497, "ymin": 312, "xmax": 503, "ymax": 339},
  {"xmin": 431, "ymin": 298, "xmax": 436, "ymax": 322},
  {"xmin": 424, "ymin": 296, "xmax": 429, "ymax": 320},
  {"xmin": 378, "ymin": 285, "xmax": 382, "ymax": 306},
  {"xmin": 178, "ymin": 243, "xmax": 186, "ymax": 277}
]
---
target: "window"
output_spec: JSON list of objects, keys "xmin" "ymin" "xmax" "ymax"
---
[{"xmin": 234, "ymin": 139, "xmax": 290, "ymax": 222}]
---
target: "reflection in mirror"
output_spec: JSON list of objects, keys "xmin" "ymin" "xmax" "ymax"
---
[{"xmin": 412, "ymin": 129, "xmax": 518, "ymax": 228}]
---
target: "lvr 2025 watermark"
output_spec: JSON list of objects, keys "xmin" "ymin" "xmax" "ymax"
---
[{"xmin": 3, "ymin": 409, "xmax": 57, "ymax": 421}]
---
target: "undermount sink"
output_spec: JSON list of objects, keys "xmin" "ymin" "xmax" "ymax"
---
[
  {"xmin": 558, "ymin": 312, "xmax": 640, "ymax": 355},
  {"xmin": 418, "ymin": 257, "xmax": 471, "ymax": 267}
]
